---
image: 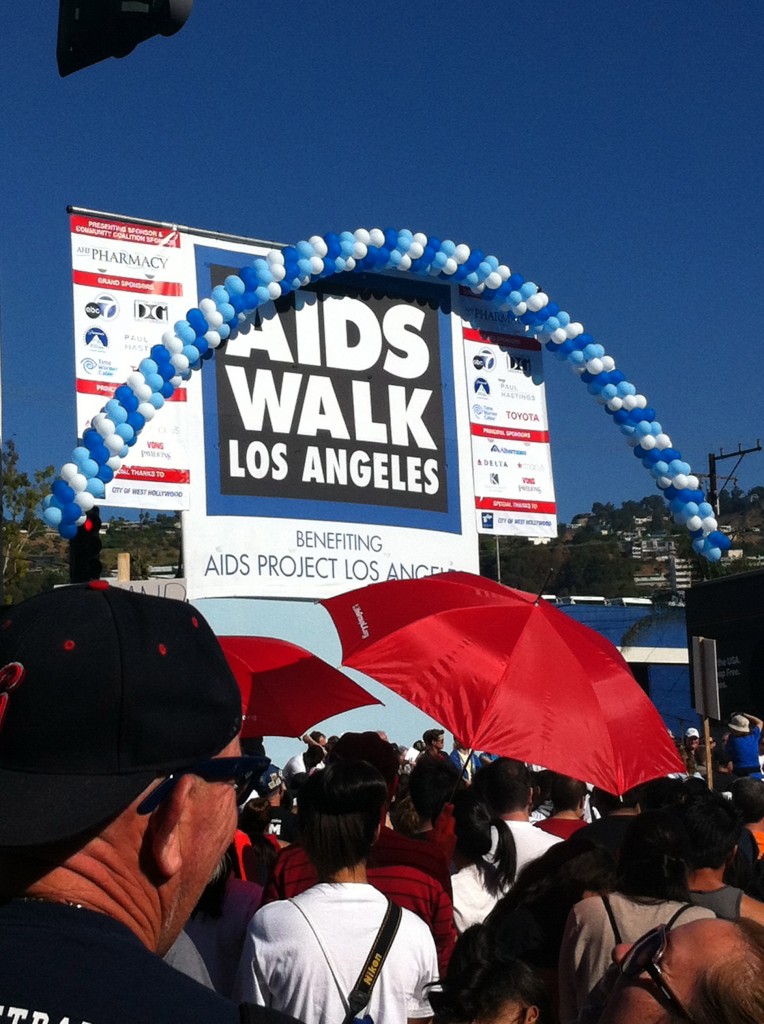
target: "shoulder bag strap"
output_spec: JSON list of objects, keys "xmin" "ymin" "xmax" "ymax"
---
[
  {"xmin": 665, "ymin": 903, "xmax": 694, "ymax": 930},
  {"xmin": 601, "ymin": 894, "xmax": 623, "ymax": 945},
  {"xmin": 344, "ymin": 898, "xmax": 403, "ymax": 1024}
]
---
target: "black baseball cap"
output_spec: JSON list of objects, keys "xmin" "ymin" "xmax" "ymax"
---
[{"xmin": 0, "ymin": 582, "xmax": 242, "ymax": 846}]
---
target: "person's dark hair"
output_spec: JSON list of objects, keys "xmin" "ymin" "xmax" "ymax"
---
[
  {"xmin": 471, "ymin": 758, "xmax": 532, "ymax": 816},
  {"xmin": 616, "ymin": 809, "xmax": 691, "ymax": 902},
  {"xmin": 430, "ymin": 924, "xmax": 549, "ymax": 1024},
  {"xmin": 298, "ymin": 759, "xmax": 386, "ymax": 881},
  {"xmin": 237, "ymin": 798, "xmax": 279, "ymax": 883},
  {"xmin": 308, "ymin": 730, "xmax": 326, "ymax": 745},
  {"xmin": 408, "ymin": 756, "xmax": 461, "ymax": 824},
  {"xmin": 303, "ymin": 745, "xmax": 325, "ymax": 771},
  {"xmin": 453, "ymin": 789, "xmax": 516, "ymax": 896},
  {"xmin": 330, "ymin": 731, "xmax": 400, "ymax": 789},
  {"xmin": 732, "ymin": 778, "xmax": 764, "ymax": 826},
  {"xmin": 638, "ymin": 776, "xmax": 687, "ymax": 811},
  {"xmin": 550, "ymin": 774, "xmax": 587, "ymax": 814},
  {"xmin": 676, "ymin": 791, "xmax": 743, "ymax": 870},
  {"xmin": 591, "ymin": 783, "xmax": 642, "ymax": 819},
  {"xmin": 423, "ymin": 728, "xmax": 445, "ymax": 746}
]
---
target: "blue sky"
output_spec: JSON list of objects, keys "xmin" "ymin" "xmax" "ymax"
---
[{"xmin": 1, "ymin": 1, "xmax": 763, "ymax": 523}]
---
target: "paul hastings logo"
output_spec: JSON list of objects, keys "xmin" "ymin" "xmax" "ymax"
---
[{"xmin": 134, "ymin": 299, "xmax": 169, "ymax": 323}]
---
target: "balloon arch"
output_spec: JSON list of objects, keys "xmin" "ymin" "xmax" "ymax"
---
[{"xmin": 43, "ymin": 228, "xmax": 730, "ymax": 562}]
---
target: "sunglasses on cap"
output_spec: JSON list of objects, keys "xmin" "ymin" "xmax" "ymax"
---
[
  {"xmin": 137, "ymin": 755, "xmax": 270, "ymax": 815},
  {"xmin": 619, "ymin": 924, "xmax": 695, "ymax": 1022}
]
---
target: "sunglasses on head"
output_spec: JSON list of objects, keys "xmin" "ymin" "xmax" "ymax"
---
[
  {"xmin": 619, "ymin": 924, "xmax": 695, "ymax": 1023},
  {"xmin": 136, "ymin": 755, "xmax": 270, "ymax": 815}
]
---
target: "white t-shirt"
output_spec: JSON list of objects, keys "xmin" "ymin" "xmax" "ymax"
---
[
  {"xmin": 282, "ymin": 752, "xmax": 306, "ymax": 783},
  {"xmin": 500, "ymin": 819, "xmax": 562, "ymax": 878},
  {"xmin": 234, "ymin": 882, "xmax": 438, "ymax": 1024},
  {"xmin": 451, "ymin": 862, "xmax": 506, "ymax": 933}
]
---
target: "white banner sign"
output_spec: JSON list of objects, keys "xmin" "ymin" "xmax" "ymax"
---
[
  {"xmin": 458, "ymin": 295, "xmax": 557, "ymax": 538},
  {"xmin": 181, "ymin": 239, "xmax": 478, "ymax": 598},
  {"xmin": 70, "ymin": 213, "xmax": 193, "ymax": 510}
]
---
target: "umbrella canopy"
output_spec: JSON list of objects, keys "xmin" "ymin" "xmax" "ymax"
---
[
  {"xmin": 218, "ymin": 635, "xmax": 382, "ymax": 739},
  {"xmin": 321, "ymin": 572, "xmax": 684, "ymax": 794}
]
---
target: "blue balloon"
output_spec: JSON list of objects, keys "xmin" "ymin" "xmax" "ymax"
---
[
  {"xmin": 96, "ymin": 465, "xmax": 114, "ymax": 484},
  {"xmin": 52, "ymin": 480, "xmax": 75, "ymax": 504},
  {"xmin": 60, "ymin": 522, "xmax": 78, "ymax": 540}
]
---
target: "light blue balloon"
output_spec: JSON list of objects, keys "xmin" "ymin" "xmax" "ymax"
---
[
  {"xmin": 104, "ymin": 401, "xmax": 128, "ymax": 424},
  {"xmin": 211, "ymin": 285, "xmax": 230, "ymax": 305},
  {"xmin": 72, "ymin": 446, "xmax": 92, "ymax": 466},
  {"xmin": 43, "ymin": 506, "xmax": 63, "ymax": 527},
  {"xmin": 139, "ymin": 359, "xmax": 159, "ymax": 377},
  {"xmin": 698, "ymin": 502, "xmax": 714, "ymax": 518},
  {"xmin": 85, "ymin": 478, "xmax": 106, "ymax": 498},
  {"xmin": 706, "ymin": 546, "xmax": 722, "ymax": 562},
  {"xmin": 519, "ymin": 282, "xmax": 537, "ymax": 300},
  {"xmin": 225, "ymin": 274, "xmax": 246, "ymax": 295},
  {"xmin": 149, "ymin": 392, "xmax": 165, "ymax": 409}
]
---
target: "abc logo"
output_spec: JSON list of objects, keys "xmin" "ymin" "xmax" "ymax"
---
[
  {"xmin": 472, "ymin": 347, "xmax": 496, "ymax": 372},
  {"xmin": 85, "ymin": 294, "xmax": 119, "ymax": 320}
]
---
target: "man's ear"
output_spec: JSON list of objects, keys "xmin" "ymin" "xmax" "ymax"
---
[{"xmin": 145, "ymin": 775, "xmax": 197, "ymax": 881}]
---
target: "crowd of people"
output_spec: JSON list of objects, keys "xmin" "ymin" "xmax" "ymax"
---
[{"xmin": 2, "ymin": 584, "xmax": 764, "ymax": 1024}]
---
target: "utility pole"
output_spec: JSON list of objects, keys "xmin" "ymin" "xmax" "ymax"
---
[{"xmin": 707, "ymin": 441, "xmax": 762, "ymax": 515}]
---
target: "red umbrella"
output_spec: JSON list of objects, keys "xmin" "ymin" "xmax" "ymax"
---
[
  {"xmin": 321, "ymin": 572, "xmax": 683, "ymax": 794},
  {"xmin": 218, "ymin": 635, "xmax": 382, "ymax": 739}
]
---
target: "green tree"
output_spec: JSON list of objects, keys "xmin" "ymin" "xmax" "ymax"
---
[{"xmin": 1, "ymin": 441, "xmax": 64, "ymax": 603}]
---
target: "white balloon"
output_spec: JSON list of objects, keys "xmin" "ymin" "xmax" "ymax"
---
[
  {"xmin": 398, "ymin": 254, "xmax": 412, "ymax": 271},
  {"xmin": 368, "ymin": 228, "xmax": 385, "ymax": 248},
  {"xmin": 586, "ymin": 358, "xmax": 604, "ymax": 375},
  {"xmin": 607, "ymin": 397, "xmax": 623, "ymax": 411},
  {"xmin": 126, "ymin": 371, "xmax": 146, "ymax": 390},
  {"xmin": 639, "ymin": 434, "xmax": 656, "ymax": 450},
  {"xmin": 673, "ymin": 473, "xmax": 689, "ymax": 489},
  {"xmin": 352, "ymin": 241, "xmax": 368, "ymax": 260},
  {"xmin": 511, "ymin": 301, "xmax": 527, "ymax": 316},
  {"xmin": 551, "ymin": 328, "xmax": 567, "ymax": 344},
  {"xmin": 309, "ymin": 256, "xmax": 324, "ymax": 275},
  {"xmin": 412, "ymin": 232, "xmax": 428, "ymax": 247},
  {"xmin": 75, "ymin": 513, "xmax": 87, "ymax": 527},
  {"xmin": 266, "ymin": 249, "xmax": 285, "ymax": 266},
  {"xmin": 485, "ymin": 272, "xmax": 503, "ymax": 290},
  {"xmin": 132, "ymin": 383, "xmax": 152, "ymax": 402},
  {"xmin": 687, "ymin": 515, "xmax": 702, "ymax": 531},
  {"xmin": 105, "ymin": 434, "xmax": 124, "ymax": 454},
  {"xmin": 164, "ymin": 334, "xmax": 184, "ymax": 354},
  {"xmin": 205, "ymin": 330, "xmax": 221, "ymax": 348},
  {"xmin": 60, "ymin": 462, "xmax": 79, "ymax": 482},
  {"xmin": 654, "ymin": 434, "xmax": 672, "ymax": 449},
  {"xmin": 270, "ymin": 264, "xmax": 286, "ymax": 282},
  {"xmin": 566, "ymin": 322, "xmax": 584, "ymax": 338},
  {"xmin": 74, "ymin": 490, "xmax": 95, "ymax": 511},
  {"xmin": 344, "ymin": 256, "xmax": 356, "ymax": 272},
  {"xmin": 408, "ymin": 242, "xmax": 424, "ymax": 260},
  {"xmin": 621, "ymin": 395, "xmax": 638, "ymax": 411},
  {"xmin": 107, "ymin": 456, "xmax": 122, "ymax": 471},
  {"xmin": 92, "ymin": 414, "xmax": 115, "ymax": 436},
  {"xmin": 308, "ymin": 235, "xmax": 328, "ymax": 258},
  {"xmin": 497, "ymin": 264, "xmax": 511, "ymax": 281},
  {"xmin": 526, "ymin": 292, "xmax": 548, "ymax": 312},
  {"xmin": 137, "ymin": 402, "xmax": 156, "ymax": 422},
  {"xmin": 702, "ymin": 516, "xmax": 718, "ymax": 533},
  {"xmin": 656, "ymin": 475, "xmax": 672, "ymax": 489},
  {"xmin": 353, "ymin": 228, "xmax": 371, "ymax": 245},
  {"xmin": 442, "ymin": 257, "xmax": 457, "ymax": 275},
  {"xmin": 454, "ymin": 243, "xmax": 471, "ymax": 264},
  {"xmin": 601, "ymin": 356, "xmax": 615, "ymax": 372},
  {"xmin": 686, "ymin": 475, "xmax": 700, "ymax": 490},
  {"xmin": 69, "ymin": 473, "xmax": 88, "ymax": 493},
  {"xmin": 634, "ymin": 394, "xmax": 647, "ymax": 409},
  {"xmin": 267, "ymin": 282, "xmax": 282, "ymax": 299}
]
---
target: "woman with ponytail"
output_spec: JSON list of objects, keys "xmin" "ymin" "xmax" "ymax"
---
[
  {"xmin": 451, "ymin": 788, "xmax": 517, "ymax": 933},
  {"xmin": 558, "ymin": 809, "xmax": 716, "ymax": 1024}
]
